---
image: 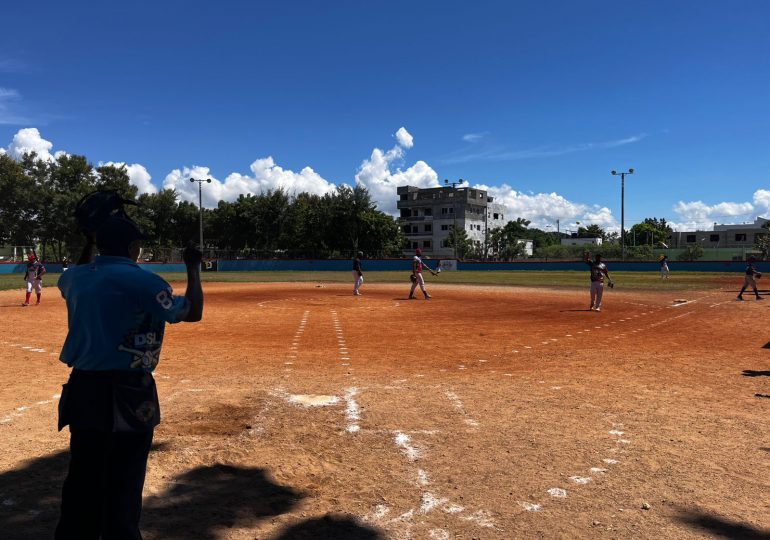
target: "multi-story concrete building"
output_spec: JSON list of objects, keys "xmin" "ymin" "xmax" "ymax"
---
[
  {"xmin": 397, "ymin": 185, "xmax": 507, "ymax": 258},
  {"xmin": 669, "ymin": 217, "xmax": 769, "ymax": 249}
]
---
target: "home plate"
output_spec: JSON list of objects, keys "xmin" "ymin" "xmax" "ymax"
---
[{"xmin": 288, "ymin": 394, "xmax": 339, "ymax": 407}]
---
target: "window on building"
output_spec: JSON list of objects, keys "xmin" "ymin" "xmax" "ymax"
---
[
  {"xmin": 493, "ymin": 213, "xmax": 499, "ymax": 220},
  {"xmin": 736, "ymin": 233, "xmax": 747, "ymax": 242},
  {"xmin": 423, "ymin": 240, "xmax": 431, "ymax": 248},
  {"xmin": 710, "ymin": 234, "xmax": 720, "ymax": 242},
  {"xmin": 686, "ymin": 235, "xmax": 696, "ymax": 243},
  {"xmin": 441, "ymin": 224, "xmax": 449, "ymax": 231},
  {"xmin": 449, "ymin": 207, "xmax": 454, "ymax": 214},
  {"xmin": 424, "ymin": 224, "xmax": 432, "ymax": 233},
  {"xmin": 424, "ymin": 208, "xmax": 432, "ymax": 216},
  {"xmin": 441, "ymin": 239, "xmax": 450, "ymax": 248},
  {"xmin": 400, "ymin": 194, "xmax": 408, "ymax": 201},
  {"xmin": 400, "ymin": 209, "xmax": 411, "ymax": 218},
  {"xmin": 441, "ymin": 207, "xmax": 449, "ymax": 214},
  {"xmin": 403, "ymin": 226, "xmax": 410, "ymax": 234},
  {"xmin": 412, "ymin": 241, "xmax": 419, "ymax": 249}
]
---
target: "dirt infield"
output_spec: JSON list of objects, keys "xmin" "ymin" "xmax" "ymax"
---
[{"xmin": 1, "ymin": 280, "xmax": 769, "ymax": 539}]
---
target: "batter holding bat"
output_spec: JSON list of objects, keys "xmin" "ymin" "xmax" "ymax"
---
[
  {"xmin": 55, "ymin": 191, "xmax": 204, "ymax": 540},
  {"xmin": 409, "ymin": 248, "xmax": 437, "ymax": 300},
  {"xmin": 737, "ymin": 258, "xmax": 763, "ymax": 301}
]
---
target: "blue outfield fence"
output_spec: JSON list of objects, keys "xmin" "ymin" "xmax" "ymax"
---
[{"xmin": 0, "ymin": 259, "xmax": 762, "ymax": 275}]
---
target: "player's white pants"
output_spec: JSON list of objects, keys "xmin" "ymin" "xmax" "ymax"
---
[
  {"xmin": 590, "ymin": 281, "xmax": 604, "ymax": 309},
  {"xmin": 353, "ymin": 271, "xmax": 363, "ymax": 294},
  {"xmin": 660, "ymin": 264, "xmax": 669, "ymax": 278},
  {"xmin": 26, "ymin": 279, "xmax": 42, "ymax": 294},
  {"xmin": 410, "ymin": 273, "xmax": 426, "ymax": 296}
]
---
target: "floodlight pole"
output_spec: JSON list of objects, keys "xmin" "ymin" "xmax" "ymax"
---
[
  {"xmin": 611, "ymin": 169, "xmax": 634, "ymax": 260},
  {"xmin": 190, "ymin": 177, "xmax": 212, "ymax": 250}
]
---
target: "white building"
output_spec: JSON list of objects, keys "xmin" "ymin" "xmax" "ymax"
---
[{"xmin": 561, "ymin": 237, "xmax": 603, "ymax": 247}]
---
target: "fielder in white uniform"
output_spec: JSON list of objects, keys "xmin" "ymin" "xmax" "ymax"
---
[
  {"xmin": 409, "ymin": 248, "xmax": 437, "ymax": 300},
  {"xmin": 584, "ymin": 252, "xmax": 613, "ymax": 312},
  {"xmin": 23, "ymin": 255, "xmax": 46, "ymax": 306},
  {"xmin": 352, "ymin": 251, "xmax": 364, "ymax": 296}
]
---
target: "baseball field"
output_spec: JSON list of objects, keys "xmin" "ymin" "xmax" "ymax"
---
[{"xmin": 1, "ymin": 272, "xmax": 769, "ymax": 539}]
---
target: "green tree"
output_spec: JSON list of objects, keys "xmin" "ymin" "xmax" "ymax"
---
[
  {"xmin": 677, "ymin": 243, "xmax": 704, "ymax": 261},
  {"xmin": 577, "ymin": 224, "xmax": 606, "ymax": 240},
  {"xmin": 628, "ymin": 217, "xmax": 672, "ymax": 247},
  {"xmin": 754, "ymin": 222, "xmax": 770, "ymax": 259},
  {"xmin": 447, "ymin": 223, "xmax": 473, "ymax": 259},
  {"xmin": 0, "ymin": 154, "xmax": 37, "ymax": 246}
]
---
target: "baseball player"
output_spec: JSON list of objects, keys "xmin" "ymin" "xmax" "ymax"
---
[
  {"xmin": 409, "ymin": 248, "xmax": 437, "ymax": 300},
  {"xmin": 22, "ymin": 254, "xmax": 46, "ymax": 306},
  {"xmin": 584, "ymin": 252, "xmax": 614, "ymax": 312},
  {"xmin": 737, "ymin": 259, "xmax": 763, "ymax": 300},
  {"xmin": 659, "ymin": 255, "xmax": 670, "ymax": 279},
  {"xmin": 353, "ymin": 251, "xmax": 364, "ymax": 296}
]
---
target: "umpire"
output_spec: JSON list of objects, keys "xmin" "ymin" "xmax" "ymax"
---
[{"xmin": 55, "ymin": 215, "xmax": 204, "ymax": 539}]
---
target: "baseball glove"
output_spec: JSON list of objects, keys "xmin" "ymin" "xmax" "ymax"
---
[
  {"xmin": 607, "ymin": 281, "xmax": 615, "ymax": 289},
  {"xmin": 410, "ymin": 274, "xmax": 417, "ymax": 283},
  {"xmin": 756, "ymin": 272, "xmax": 762, "ymax": 279},
  {"xmin": 74, "ymin": 190, "xmax": 138, "ymax": 235}
]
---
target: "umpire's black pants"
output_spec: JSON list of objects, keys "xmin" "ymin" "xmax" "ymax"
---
[{"xmin": 55, "ymin": 428, "xmax": 153, "ymax": 540}]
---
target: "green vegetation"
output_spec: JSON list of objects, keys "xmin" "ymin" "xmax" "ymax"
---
[{"xmin": 0, "ymin": 270, "xmax": 734, "ymax": 293}]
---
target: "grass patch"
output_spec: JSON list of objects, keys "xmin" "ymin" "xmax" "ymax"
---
[{"xmin": 0, "ymin": 270, "xmax": 733, "ymax": 293}]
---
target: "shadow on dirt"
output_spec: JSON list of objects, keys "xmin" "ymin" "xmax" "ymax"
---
[
  {"xmin": 743, "ymin": 370, "xmax": 770, "ymax": 377},
  {"xmin": 142, "ymin": 463, "xmax": 303, "ymax": 539},
  {"xmin": 677, "ymin": 509, "xmax": 770, "ymax": 539},
  {"xmin": 271, "ymin": 514, "xmax": 383, "ymax": 539},
  {"xmin": 0, "ymin": 445, "xmax": 303, "ymax": 540}
]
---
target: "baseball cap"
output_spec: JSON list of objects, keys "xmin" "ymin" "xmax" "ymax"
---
[
  {"xmin": 96, "ymin": 216, "xmax": 152, "ymax": 254},
  {"xmin": 28, "ymin": 254, "xmax": 36, "ymax": 261},
  {"xmin": 415, "ymin": 248, "xmax": 422, "ymax": 255}
]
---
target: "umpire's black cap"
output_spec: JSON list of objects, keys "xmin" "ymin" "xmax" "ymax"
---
[{"xmin": 96, "ymin": 216, "xmax": 152, "ymax": 254}]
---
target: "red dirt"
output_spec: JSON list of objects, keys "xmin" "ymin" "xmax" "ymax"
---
[{"xmin": 1, "ymin": 280, "xmax": 769, "ymax": 539}]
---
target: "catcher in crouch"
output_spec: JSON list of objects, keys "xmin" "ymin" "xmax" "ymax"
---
[
  {"xmin": 409, "ymin": 248, "xmax": 438, "ymax": 300},
  {"xmin": 584, "ymin": 251, "xmax": 614, "ymax": 312},
  {"xmin": 737, "ymin": 258, "xmax": 763, "ymax": 300}
]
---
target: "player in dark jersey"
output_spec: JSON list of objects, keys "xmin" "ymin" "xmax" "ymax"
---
[
  {"xmin": 353, "ymin": 251, "xmax": 364, "ymax": 296},
  {"xmin": 584, "ymin": 252, "xmax": 614, "ymax": 312},
  {"xmin": 737, "ymin": 259, "xmax": 763, "ymax": 300},
  {"xmin": 22, "ymin": 254, "xmax": 46, "ymax": 306}
]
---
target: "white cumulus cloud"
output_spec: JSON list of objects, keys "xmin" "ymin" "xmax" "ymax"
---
[
  {"xmin": 101, "ymin": 161, "xmax": 157, "ymax": 195},
  {"xmin": 354, "ymin": 127, "xmax": 439, "ymax": 214},
  {"xmin": 163, "ymin": 158, "xmax": 337, "ymax": 209},
  {"xmin": 395, "ymin": 127, "xmax": 414, "ymax": 149},
  {"xmin": 476, "ymin": 183, "xmax": 620, "ymax": 232},
  {"xmin": 670, "ymin": 190, "xmax": 770, "ymax": 230},
  {"xmin": 6, "ymin": 127, "xmax": 56, "ymax": 161}
]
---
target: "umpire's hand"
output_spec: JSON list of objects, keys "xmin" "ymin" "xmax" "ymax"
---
[{"xmin": 183, "ymin": 246, "xmax": 203, "ymax": 267}]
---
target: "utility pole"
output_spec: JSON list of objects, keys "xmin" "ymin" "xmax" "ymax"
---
[
  {"xmin": 189, "ymin": 177, "xmax": 212, "ymax": 251},
  {"xmin": 611, "ymin": 169, "xmax": 634, "ymax": 260},
  {"xmin": 444, "ymin": 178, "xmax": 464, "ymax": 259}
]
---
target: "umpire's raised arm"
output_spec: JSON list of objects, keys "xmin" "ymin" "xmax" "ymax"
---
[{"xmin": 179, "ymin": 246, "xmax": 204, "ymax": 322}]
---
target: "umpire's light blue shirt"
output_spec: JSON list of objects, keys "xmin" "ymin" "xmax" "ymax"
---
[{"xmin": 58, "ymin": 256, "xmax": 188, "ymax": 372}]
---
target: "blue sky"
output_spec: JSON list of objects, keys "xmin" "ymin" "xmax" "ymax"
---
[{"xmin": 2, "ymin": 0, "xmax": 769, "ymax": 231}]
